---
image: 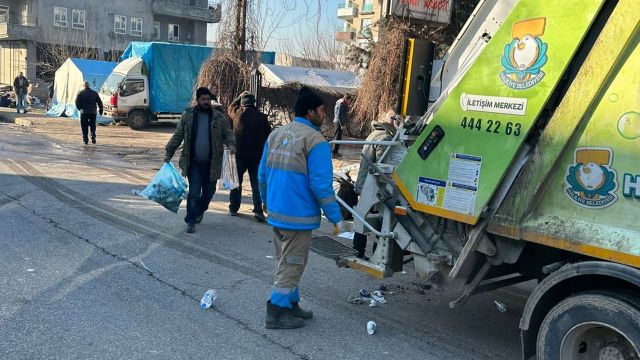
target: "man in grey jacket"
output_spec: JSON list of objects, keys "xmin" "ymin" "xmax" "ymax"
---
[{"xmin": 332, "ymin": 94, "xmax": 352, "ymax": 157}]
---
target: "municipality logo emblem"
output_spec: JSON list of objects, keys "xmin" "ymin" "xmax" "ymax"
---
[
  {"xmin": 565, "ymin": 147, "xmax": 618, "ymax": 208},
  {"xmin": 499, "ymin": 18, "xmax": 548, "ymax": 90}
]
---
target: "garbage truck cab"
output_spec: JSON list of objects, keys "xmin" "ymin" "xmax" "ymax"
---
[
  {"xmin": 325, "ymin": 0, "xmax": 640, "ymax": 358},
  {"xmin": 100, "ymin": 57, "xmax": 151, "ymax": 130}
]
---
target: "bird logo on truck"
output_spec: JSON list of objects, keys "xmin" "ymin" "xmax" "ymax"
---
[
  {"xmin": 499, "ymin": 18, "xmax": 548, "ymax": 90},
  {"xmin": 565, "ymin": 147, "xmax": 618, "ymax": 208}
]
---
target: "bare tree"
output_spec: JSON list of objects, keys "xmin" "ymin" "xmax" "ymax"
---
[{"xmin": 35, "ymin": 28, "xmax": 99, "ymax": 82}]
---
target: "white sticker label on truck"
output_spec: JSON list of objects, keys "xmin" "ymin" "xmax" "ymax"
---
[{"xmin": 460, "ymin": 93, "xmax": 527, "ymax": 116}]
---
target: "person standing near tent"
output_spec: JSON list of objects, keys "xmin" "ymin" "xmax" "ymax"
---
[
  {"xmin": 227, "ymin": 91, "xmax": 271, "ymax": 222},
  {"xmin": 332, "ymin": 94, "xmax": 352, "ymax": 157},
  {"xmin": 13, "ymin": 72, "xmax": 29, "ymax": 114},
  {"xmin": 75, "ymin": 81, "xmax": 104, "ymax": 145},
  {"xmin": 164, "ymin": 87, "xmax": 236, "ymax": 234},
  {"xmin": 47, "ymin": 83, "xmax": 54, "ymax": 110},
  {"xmin": 259, "ymin": 87, "xmax": 345, "ymax": 329}
]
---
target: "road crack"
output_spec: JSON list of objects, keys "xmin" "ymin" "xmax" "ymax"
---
[{"xmin": 0, "ymin": 189, "xmax": 310, "ymax": 359}]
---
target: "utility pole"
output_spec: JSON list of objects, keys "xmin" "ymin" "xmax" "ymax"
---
[{"xmin": 234, "ymin": 0, "xmax": 247, "ymax": 62}]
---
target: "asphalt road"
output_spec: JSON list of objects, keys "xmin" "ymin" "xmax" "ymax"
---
[{"xmin": 0, "ymin": 116, "xmax": 529, "ymax": 360}]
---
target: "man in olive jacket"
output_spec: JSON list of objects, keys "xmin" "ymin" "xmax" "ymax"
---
[{"xmin": 164, "ymin": 87, "xmax": 236, "ymax": 233}]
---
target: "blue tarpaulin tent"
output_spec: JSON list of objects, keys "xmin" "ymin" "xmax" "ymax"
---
[
  {"xmin": 47, "ymin": 58, "xmax": 116, "ymax": 123},
  {"xmin": 120, "ymin": 42, "xmax": 214, "ymax": 113}
]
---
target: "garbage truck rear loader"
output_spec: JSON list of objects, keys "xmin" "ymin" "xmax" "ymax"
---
[{"xmin": 330, "ymin": 0, "xmax": 640, "ymax": 358}]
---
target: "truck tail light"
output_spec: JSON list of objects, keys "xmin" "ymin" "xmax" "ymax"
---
[{"xmin": 110, "ymin": 93, "xmax": 118, "ymax": 106}]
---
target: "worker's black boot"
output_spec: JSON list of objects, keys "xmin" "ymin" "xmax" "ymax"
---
[
  {"xmin": 290, "ymin": 302, "xmax": 313, "ymax": 319},
  {"xmin": 265, "ymin": 301, "xmax": 304, "ymax": 329}
]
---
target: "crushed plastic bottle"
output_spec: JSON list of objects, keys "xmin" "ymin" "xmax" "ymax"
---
[
  {"xmin": 367, "ymin": 321, "xmax": 377, "ymax": 335},
  {"xmin": 200, "ymin": 289, "xmax": 217, "ymax": 309}
]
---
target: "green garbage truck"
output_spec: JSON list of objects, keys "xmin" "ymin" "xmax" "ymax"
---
[{"xmin": 330, "ymin": 0, "xmax": 640, "ymax": 358}]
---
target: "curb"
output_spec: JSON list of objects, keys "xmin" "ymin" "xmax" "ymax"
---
[{"xmin": 0, "ymin": 114, "xmax": 33, "ymax": 127}]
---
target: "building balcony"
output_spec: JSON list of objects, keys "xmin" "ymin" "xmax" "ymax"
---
[
  {"xmin": 337, "ymin": 2, "xmax": 358, "ymax": 19},
  {"xmin": 0, "ymin": 15, "xmax": 38, "ymax": 40},
  {"xmin": 152, "ymin": 0, "xmax": 222, "ymax": 23},
  {"xmin": 335, "ymin": 25, "xmax": 355, "ymax": 43}
]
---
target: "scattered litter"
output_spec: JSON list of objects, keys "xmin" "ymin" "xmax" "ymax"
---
[
  {"xmin": 348, "ymin": 296, "xmax": 364, "ymax": 305},
  {"xmin": 372, "ymin": 291, "xmax": 387, "ymax": 304},
  {"xmin": 359, "ymin": 289, "xmax": 371, "ymax": 299},
  {"xmin": 369, "ymin": 299, "xmax": 378, "ymax": 307},
  {"xmin": 200, "ymin": 289, "xmax": 218, "ymax": 309},
  {"xmin": 139, "ymin": 260, "xmax": 151, "ymax": 273},
  {"xmin": 367, "ymin": 321, "xmax": 377, "ymax": 335},
  {"xmin": 26, "ymin": 269, "xmax": 35, "ymax": 272},
  {"xmin": 494, "ymin": 300, "xmax": 508, "ymax": 313},
  {"xmin": 265, "ymin": 255, "xmax": 274, "ymax": 259},
  {"xmin": 338, "ymin": 231, "xmax": 355, "ymax": 240},
  {"xmin": 377, "ymin": 283, "xmax": 387, "ymax": 292},
  {"xmin": 401, "ymin": 271, "xmax": 407, "ymax": 275}
]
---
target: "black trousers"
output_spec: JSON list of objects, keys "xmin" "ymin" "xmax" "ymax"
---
[
  {"xmin": 229, "ymin": 156, "xmax": 263, "ymax": 214},
  {"xmin": 185, "ymin": 162, "xmax": 216, "ymax": 224},
  {"xmin": 80, "ymin": 113, "xmax": 97, "ymax": 142},
  {"xmin": 333, "ymin": 123, "xmax": 343, "ymax": 154}
]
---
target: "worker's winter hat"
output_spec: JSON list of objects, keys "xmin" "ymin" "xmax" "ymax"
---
[
  {"xmin": 240, "ymin": 92, "xmax": 256, "ymax": 106},
  {"xmin": 294, "ymin": 86, "xmax": 324, "ymax": 116}
]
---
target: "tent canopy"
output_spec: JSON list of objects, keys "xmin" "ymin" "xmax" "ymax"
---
[
  {"xmin": 120, "ymin": 42, "xmax": 214, "ymax": 113},
  {"xmin": 258, "ymin": 64, "xmax": 361, "ymax": 93},
  {"xmin": 47, "ymin": 58, "xmax": 116, "ymax": 120}
]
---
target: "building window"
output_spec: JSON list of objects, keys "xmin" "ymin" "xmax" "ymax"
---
[
  {"xmin": 153, "ymin": 22, "xmax": 160, "ymax": 40},
  {"xmin": 168, "ymin": 24, "xmax": 180, "ymax": 42},
  {"xmin": 130, "ymin": 17, "xmax": 143, "ymax": 37},
  {"xmin": 362, "ymin": 0, "xmax": 374, "ymax": 13},
  {"xmin": 71, "ymin": 9, "xmax": 85, "ymax": 30},
  {"xmin": 114, "ymin": 15, "xmax": 127, "ymax": 35},
  {"xmin": 0, "ymin": 6, "xmax": 9, "ymax": 23},
  {"xmin": 54, "ymin": 6, "xmax": 68, "ymax": 28}
]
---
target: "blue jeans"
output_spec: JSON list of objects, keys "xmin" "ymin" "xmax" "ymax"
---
[
  {"xmin": 16, "ymin": 92, "xmax": 26, "ymax": 112},
  {"xmin": 185, "ymin": 162, "xmax": 215, "ymax": 224}
]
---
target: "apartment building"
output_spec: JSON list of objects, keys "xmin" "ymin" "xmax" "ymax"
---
[
  {"xmin": 0, "ymin": 0, "xmax": 221, "ymax": 88},
  {"xmin": 335, "ymin": 0, "xmax": 384, "ymax": 46}
]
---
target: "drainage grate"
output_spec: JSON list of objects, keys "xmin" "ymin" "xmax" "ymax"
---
[{"xmin": 311, "ymin": 236, "xmax": 358, "ymax": 259}]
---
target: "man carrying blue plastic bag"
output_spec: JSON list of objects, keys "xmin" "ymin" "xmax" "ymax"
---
[{"xmin": 165, "ymin": 87, "xmax": 236, "ymax": 233}]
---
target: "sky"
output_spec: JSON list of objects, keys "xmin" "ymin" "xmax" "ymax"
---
[{"xmin": 206, "ymin": 1, "xmax": 340, "ymax": 53}]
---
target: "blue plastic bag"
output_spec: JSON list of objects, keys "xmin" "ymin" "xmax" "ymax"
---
[{"xmin": 135, "ymin": 163, "xmax": 187, "ymax": 213}]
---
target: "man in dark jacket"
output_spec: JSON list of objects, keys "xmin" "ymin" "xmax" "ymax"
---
[
  {"xmin": 13, "ymin": 72, "xmax": 29, "ymax": 114},
  {"xmin": 165, "ymin": 87, "xmax": 236, "ymax": 233},
  {"xmin": 332, "ymin": 94, "xmax": 352, "ymax": 157},
  {"xmin": 227, "ymin": 91, "xmax": 271, "ymax": 222},
  {"xmin": 75, "ymin": 81, "xmax": 104, "ymax": 145}
]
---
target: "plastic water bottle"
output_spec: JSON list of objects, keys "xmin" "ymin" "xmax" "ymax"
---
[{"xmin": 200, "ymin": 289, "xmax": 217, "ymax": 309}]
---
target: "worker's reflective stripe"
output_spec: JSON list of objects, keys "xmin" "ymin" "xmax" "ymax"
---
[
  {"xmin": 286, "ymin": 255, "xmax": 305, "ymax": 265},
  {"xmin": 318, "ymin": 195, "xmax": 336, "ymax": 205},
  {"xmin": 266, "ymin": 160, "xmax": 307, "ymax": 174},
  {"xmin": 273, "ymin": 286, "xmax": 293, "ymax": 294},
  {"xmin": 268, "ymin": 211, "xmax": 321, "ymax": 225}
]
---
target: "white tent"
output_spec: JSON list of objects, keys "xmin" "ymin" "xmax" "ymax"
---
[
  {"xmin": 47, "ymin": 58, "xmax": 116, "ymax": 120},
  {"xmin": 258, "ymin": 64, "xmax": 361, "ymax": 93}
]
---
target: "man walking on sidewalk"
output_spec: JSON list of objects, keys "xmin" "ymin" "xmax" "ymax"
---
[
  {"xmin": 259, "ymin": 87, "xmax": 344, "ymax": 329},
  {"xmin": 332, "ymin": 93, "xmax": 352, "ymax": 157},
  {"xmin": 75, "ymin": 81, "xmax": 103, "ymax": 145},
  {"xmin": 164, "ymin": 87, "xmax": 236, "ymax": 234},
  {"xmin": 13, "ymin": 72, "xmax": 29, "ymax": 114},
  {"xmin": 227, "ymin": 91, "xmax": 271, "ymax": 222}
]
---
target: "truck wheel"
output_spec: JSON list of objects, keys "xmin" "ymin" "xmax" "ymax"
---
[
  {"xmin": 537, "ymin": 291, "xmax": 640, "ymax": 360},
  {"xmin": 127, "ymin": 110, "xmax": 149, "ymax": 130}
]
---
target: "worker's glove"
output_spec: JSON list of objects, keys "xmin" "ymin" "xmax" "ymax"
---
[
  {"xmin": 228, "ymin": 146, "xmax": 237, "ymax": 155},
  {"xmin": 333, "ymin": 221, "xmax": 347, "ymax": 236}
]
